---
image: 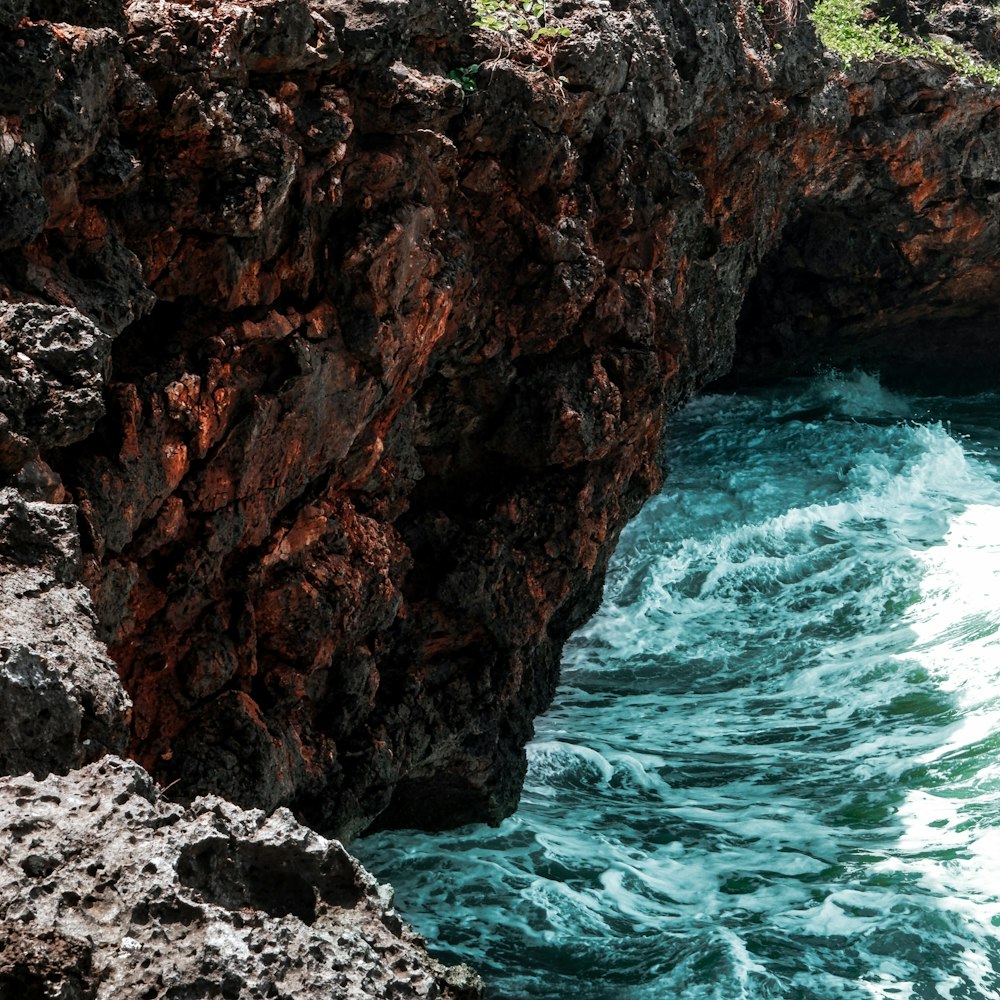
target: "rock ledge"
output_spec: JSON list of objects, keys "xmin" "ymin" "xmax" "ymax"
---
[{"xmin": 0, "ymin": 757, "xmax": 482, "ymax": 999}]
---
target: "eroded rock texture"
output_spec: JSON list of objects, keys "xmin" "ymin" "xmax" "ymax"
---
[
  {"xmin": 0, "ymin": 302, "xmax": 128, "ymax": 777},
  {"xmin": 2, "ymin": 0, "xmax": 1000, "ymax": 846},
  {"xmin": 730, "ymin": 58, "xmax": 1000, "ymax": 383},
  {"xmin": 0, "ymin": 757, "xmax": 482, "ymax": 999}
]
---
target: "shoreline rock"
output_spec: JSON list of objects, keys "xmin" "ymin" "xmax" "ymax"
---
[
  {"xmin": 0, "ymin": 757, "xmax": 483, "ymax": 999},
  {"xmin": 2, "ymin": 0, "xmax": 998, "ymax": 842},
  {"xmin": 3, "ymin": 0, "xmax": 1000, "ymax": 993}
]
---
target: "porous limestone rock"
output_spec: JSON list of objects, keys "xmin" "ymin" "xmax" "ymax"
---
[
  {"xmin": 0, "ymin": 757, "xmax": 483, "ymax": 999},
  {"xmin": 0, "ymin": 489, "xmax": 127, "ymax": 777},
  {"xmin": 0, "ymin": 305, "xmax": 112, "ymax": 472},
  {"xmin": 0, "ymin": 303, "xmax": 129, "ymax": 778}
]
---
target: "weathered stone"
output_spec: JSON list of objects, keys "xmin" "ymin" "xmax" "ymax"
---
[
  {"xmin": 0, "ymin": 127, "xmax": 47, "ymax": 251},
  {"xmin": 0, "ymin": 305, "xmax": 111, "ymax": 462},
  {"xmin": 0, "ymin": 757, "xmax": 483, "ymax": 999},
  {"xmin": 0, "ymin": 307, "xmax": 128, "ymax": 783},
  {"xmin": 3, "ymin": 0, "xmax": 1000, "ymax": 993},
  {"xmin": 4, "ymin": 0, "xmax": 1000, "ymax": 849},
  {"xmin": 0, "ymin": 489, "xmax": 128, "ymax": 776}
]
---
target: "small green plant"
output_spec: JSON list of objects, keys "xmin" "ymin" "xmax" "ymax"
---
[
  {"xmin": 448, "ymin": 63, "xmax": 481, "ymax": 92},
  {"xmin": 470, "ymin": 0, "xmax": 571, "ymax": 41},
  {"xmin": 811, "ymin": 0, "xmax": 915, "ymax": 62},
  {"xmin": 924, "ymin": 35, "xmax": 1000, "ymax": 84},
  {"xmin": 810, "ymin": 0, "xmax": 1000, "ymax": 82}
]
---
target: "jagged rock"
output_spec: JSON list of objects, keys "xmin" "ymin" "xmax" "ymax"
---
[
  {"xmin": 0, "ymin": 304, "xmax": 128, "ymax": 778},
  {"xmin": 1, "ymin": 0, "xmax": 1000, "ymax": 994},
  {"xmin": 0, "ymin": 489, "xmax": 128, "ymax": 776},
  {"xmin": 0, "ymin": 757, "xmax": 483, "ymax": 999},
  {"xmin": 2, "ymin": 0, "xmax": 999, "ymax": 847},
  {"xmin": 0, "ymin": 0, "xmax": 28, "ymax": 30},
  {"xmin": 2, "ymin": 0, "xmax": 999, "ymax": 843},
  {"xmin": 0, "ymin": 305, "xmax": 111, "ymax": 470},
  {"xmin": 928, "ymin": 1, "xmax": 1000, "ymax": 61}
]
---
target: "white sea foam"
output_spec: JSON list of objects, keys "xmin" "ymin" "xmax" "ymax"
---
[{"xmin": 813, "ymin": 369, "xmax": 914, "ymax": 419}]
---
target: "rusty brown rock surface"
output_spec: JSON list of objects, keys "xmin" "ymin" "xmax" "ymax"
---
[
  {"xmin": 2, "ymin": 0, "xmax": 1000, "ymax": 844},
  {"xmin": 728, "ymin": 61, "xmax": 1000, "ymax": 383}
]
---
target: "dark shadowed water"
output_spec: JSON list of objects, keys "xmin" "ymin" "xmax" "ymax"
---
[{"xmin": 358, "ymin": 371, "xmax": 1000, "ymax": 999}]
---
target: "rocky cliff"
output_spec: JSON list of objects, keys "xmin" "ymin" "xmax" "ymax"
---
[{"xmin": 3, "ymin": 0, "xmax": 1000, "ymax": 993}]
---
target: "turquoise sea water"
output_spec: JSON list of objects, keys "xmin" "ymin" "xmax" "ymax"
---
[{"xmin": 358, "ymin": 371, "xmax": 1000, "ymax": 999}]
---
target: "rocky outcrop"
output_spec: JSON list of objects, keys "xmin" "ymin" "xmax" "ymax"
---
[
  {"xmin": 729, "ymin": 56, "xmax": 1000, "ymax": 384},
  {"xmin": 5, "ymin": 0, "xmax": 708, "ymax": 839},
  {"xmin": 2, "ymin": 0, "xmax": 1000, "ymax": 854},
  {"xmin": 0, "ymin": 302, "xmax": 128, "ymax": 777},
  {"xmin": 4, "ymin": 0, "xmax": 1000, "ymax": 993},
  {"xmin": 0, "ymin": 756, "xmax": 482, "ymax": 998}
]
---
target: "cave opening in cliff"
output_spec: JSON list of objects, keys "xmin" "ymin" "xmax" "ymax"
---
[{"xmin": 720, "ymin": 202, "xmax": 1000, "ymax": 393}]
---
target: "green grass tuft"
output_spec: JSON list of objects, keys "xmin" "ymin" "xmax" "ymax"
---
[{"xmin": 810, "ymin": 0, "xmax": 1000, "ymax": 84}]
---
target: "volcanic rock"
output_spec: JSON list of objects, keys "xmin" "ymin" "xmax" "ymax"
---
[
  {"xmin": 4, "ymin": 0, "xmax": 1000, "ymax": 994},
  {"xmin": 2, "ymin": 0, "xmax": 1000, "ymax": 857},
  {"xmin": 0, "ymin": 756, "xmax": 483, "ymax": 999},
  {"xmin": 0, "ymin": 302, "xmax": 128, "ymax": 778}
]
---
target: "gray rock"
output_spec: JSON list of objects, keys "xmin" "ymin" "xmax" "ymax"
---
[
  {"xmin": 0, "ymin": 286, "xmax": 129, "ymax": 784},
  {"xmin": 0, "ymin": 757, "xmax": 484, "ymax": 1000},
  {"xmin": 0, "ymin": 131, "xmax": 47, "ymax": 252},
  {"xmin": 0, "ymin": 489, "xmax": 129, "ymax": 775},
  {"xmin": 2, "ymin": 0, "xmax": 1000, "ymax": 995},
  {"xmin": 0, "ymin": 304, "xmax": 112, "ymax": 475},
  {"xmin": 0, "ymin": 302, "xmax": 128, "ymax": 778}
]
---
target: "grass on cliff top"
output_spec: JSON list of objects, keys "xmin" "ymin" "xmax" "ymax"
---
[{"xmin": 811, "ymin": 0, "xmax": 1000, "ymax": 84}]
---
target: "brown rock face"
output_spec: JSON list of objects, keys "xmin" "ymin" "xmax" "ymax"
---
[
  {"xmin": 3, "ymin": 0, "xmax": 1000, "ymax": 841},
  {"xmin": 728, "ymin": 64, "xmax": 1000, "ymax": 384}
]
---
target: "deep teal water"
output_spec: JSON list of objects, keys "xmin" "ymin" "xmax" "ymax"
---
[{"xmin": 358, "ymin": 371, "xmax": 1000, "ymax": 999}]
